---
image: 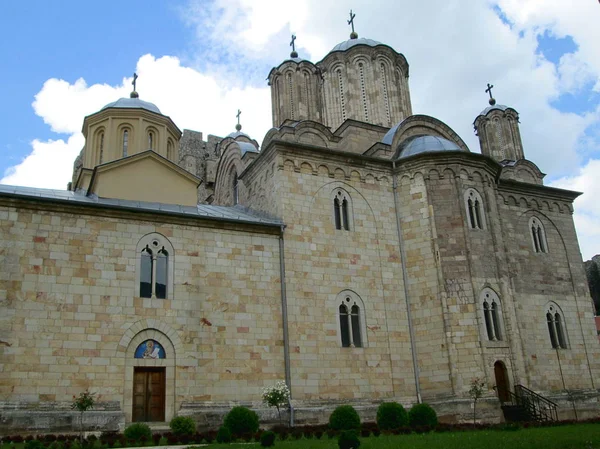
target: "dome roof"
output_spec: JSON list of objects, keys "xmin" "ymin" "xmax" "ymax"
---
[
  {"xmin": 330, "ymin": 37, "xmax": 383, "ymax": 53},
  {"xmin": 394, "ymin": 135, "xmax": 462, "ymax": 159},
  {"xmin": 101, "ymin": 97, "xmax": 162, "ymax": 114},
  {"xmin": 478, "ymin": 104, "xmax": 510, "ymax": 117},
  {"xmin": 226, "ymin": 131, "xmax": 251, "ymax": 139}
]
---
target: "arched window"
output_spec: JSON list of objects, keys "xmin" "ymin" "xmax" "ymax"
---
[
  {"xmin": 232, "ymin": 172, "xmax": 239, "ymax": 205},
  {"xmin": 336, "ymin": 291, "xmax": 367, "ymax": 348},
  {"xmin": 336, "ymin": 68, "xmax": 347, "ymax": 121},
  {"xmin": 546, "ymin": 303, "xmax": 568, "ymax": 349},
  {"xmin": 480, "ymin": 288, "xmax": 504, "ymax": 341},
  {"xmin": 97, "ymin": 131, "xmax": 105, "ymax": 164},
  {"xmin": 167, "ymin": 140, "xmax": 173, "ymax": 160},
  {"xmin": 122, "ymin": 129, "xmax": 129, "ymax": 157},
  {"xmin": 358, "ymin": 62, "xmax": 369, "ymax": 122},
  {"xmin": 530, "ymin": 217, "xmax": 548, "ymax": 253},
  {"xmin": 333, "ymin": 189, "xmax": 352, "ymax": 231},
  {"xmin": 148, "ymin": 131, "xmax": 154, "ymax": 150},
  {"xmin": 136, "ymin": 234, "xmax": 174, "ymax": 300},
  {"xmin": 464, "ymin": 189, "xmax": 485, "ymax": 230}
]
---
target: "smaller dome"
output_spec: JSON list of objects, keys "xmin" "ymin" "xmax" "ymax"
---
[
  {"xmin": 395, "ymin": 135, "xmax": 462, "ymax": 159},
  {"xmin": 102, "ymin": 97, "xmax": 161, "ymax": 114},
  {"xmin": 478, "ymin": 104, "xmax": 509, "ymax": 117},
  {"xmin": 330, "ymin": 37, "xmax": 383, "ymax": 53},
  {"xmin": 226, "ymin": 131, "xmax": 250, "ymax": 139}
]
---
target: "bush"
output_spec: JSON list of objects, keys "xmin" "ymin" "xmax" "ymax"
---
[
  {"xmin": 260, "ymin": 431, "xmax": 276, "ymax": 447},
  {"xmin": 25, "ymin": 440, "xmax": 45, "ymax": 449},
  {"xmin": 329, "ymin": 405, "xmax": 361, "ymax": 431},
  {"xmin": 124, "ymin": 422, "xmax": 152, "ymax": 442},
  {"xmin": 408, "ymin": 403, "xmax": 438, "ymax": 428},
  {"xmin": 169, "ymin": 416, "xmax": 196, "ymax": 435},
  {"xmin": 338, "ymin": 430, "xmax": 360, "ymax": 449},
  {"xmin": 216, "ymin": 426, "xmax": 232, "ymax": 443},
  {"xmin": 376, "ymin": 402, "xmax": 408, "ymax": 430},
  {"xmin": 223, "ymin": 406, "xmax": 260, "ymax": 436}
]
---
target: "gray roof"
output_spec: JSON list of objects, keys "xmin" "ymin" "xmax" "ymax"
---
[
  {"xmin": 226, "ymin": 131, "xmax": 251, "ymax": 139},
  {"xmin": 381, "ymin": 119, "xmax": 407, "ymax": 145},
  {"xmin": 237, "ymin": 142, "xmax": 259, "ymax": 156},
  {"xmin": 0, "ymin": 184, "xmax": 281, "ymax": 227},
  {"xmin": 102, "ymin": 97, "xmax": 162, "ymax": 114},
  {"xmin": 331, "ymin": 37, "xmax": 383, "ymax": 53},
  {"xmin": 395, "ymin": 135, "xmax": 463, "ymax": 159},
  {"xmin": 478, "ymin": 104, "xmax": 510, "ymax": 117}
]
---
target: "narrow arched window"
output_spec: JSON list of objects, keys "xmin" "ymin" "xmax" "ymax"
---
[
  {"xmin": 97, "ymin": 132, "xmax": 104, "ymax": 164},
  {"xmin": 148, "ymin": 131, "xmax": 154, "ymax": 150},
  {"xmin": 546, "ymin": 304, "xmax": 568, "ymax": 349},
  {"xmin": 465, "ymin": 189, "xmax": 485, "ymax": 230},
  {"xmin": 339, "ymin": 304, "xmax": 351, "ymax": 347},
  {"xmin": 232, "ymin": 173, "xmax": 239, "ymax": 205},
  {"xmin": 155, "ymin": 248, "xmax": 168, "ymax": 299},
  {"xmin": 333, "ymin": 190, "xmax": 352, "ymax": 231},
  {"xmin": 122, "ymin": 130, "xmax": 129, "ymax": 157},
  {"xmin": 140, "ymin": 246, "xmax": 153, "ymax": 298},
  {"xmin": 480, "ymin": 289, "xmax": 503, "ymax": 342},
  {"xmin": 167, "ymin": 140, "xmax": 173, "ymax": 160},
  {"xmin": 530, "ymin": 217, "xmax": 548, "ymax": 253},
  {"xmin": 351, "ymin": 304, "xmax": 362, "ymax": 347}
]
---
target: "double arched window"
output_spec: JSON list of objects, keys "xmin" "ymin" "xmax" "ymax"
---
[
  {"xmin": 464, "ymin": 189, "xmax": 485, "ymax": 230},
  {"xmin": 333, "ymin": 189, "xmax": 352, "ymax": 231},
  {"xmin": 336, "ymin": 291, "xmax": 367, "ymax": 348},
  {"xmin": 480, "ymin": 289, "xmax": 503, "ymax": 341},
  {"xmin": 530, "ymin": 217, "xmax": 548, "ymax": 253},
  {"xmin": 136, "ymin": 234, "xmax": 174, "ymax": 300},
  {"xmin": 546, "ymin": 303, "xmax": 568, "ymax": 349}
]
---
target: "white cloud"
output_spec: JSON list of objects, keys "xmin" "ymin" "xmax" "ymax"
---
[{"xmin": 551, "ymin": 159, "xmax": 600, "ymax": 260}]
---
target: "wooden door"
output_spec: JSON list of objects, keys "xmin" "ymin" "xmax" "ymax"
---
[
  {"xmin": 133, "ymin": 368, "xmax": 165, "ymax": 422},
  {"xmin": 494, "ymin": 361, "xmax": 510, "ymax": 403}
]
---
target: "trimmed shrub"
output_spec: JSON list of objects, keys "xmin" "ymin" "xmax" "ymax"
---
[
  {"xmin": 223, "ymin": 406, "xmax": 259, "ymax": 437},
  {"xmin": 216, "ymin": 426, "xmax": 232, "ymax": 443},
  {"xmin": 329, "ymin": 405, "xmax": 361, "ymax": 431},
  {"xmin": 408, "ymin": 403, "xmax": 438, "ymax": 428},
  {"xmin": 260, "ymin": 431, "xmax": 276, "ymax": 447},
  {"xmin": 376, "ymin": 402, "xmax": 408, "ymax": 430},
  {"xmin": 170, "ymin": 416, "xmax": 196, "ymax": 435},
  {"xmin": 25, "ymin": 440, "xmax": 44, "ymax": 449},
  {"xmin": 338, "ymin": 430, "xmax": 360, "ymax": 449},
  {"xmin": 124, "ymin": 422, "xmax": 152, "ymax": 442}
]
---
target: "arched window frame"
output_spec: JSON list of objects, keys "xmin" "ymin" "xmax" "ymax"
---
[
  {"xmin": 332, "ymin": 188, "xmax": 353, "ymax": 231},
  {"xmin": 146, "ymin": 126, "xmax": 159, "ymax": 151},
  {"xmin": 479, "ymin": 288, "xmax": 505, "ymax": 344},
  {"xmin": 335, "ymin": 290, "xmax": 367, "ymax": 348},
  {"xmin": 118, "ymin": 124, "xmax": 133, "ymax": 158},
  {"xmin": 135, "ymin": 233, "xmax": 175, "ymax": 300},
  {"xmin": 546, "ymin": 303, "xmax": 568, "ymax": 349},
  {"xmin": 464, "ymin": 188, "xmax": 486, "ymax": 230},
  {"xmin": 167, "ymin": 139, "xmax": 174, "ymax": 161},
  {"xmin": 95, "ymin": 128, "xmax": 105, "ymax": 165},
  {"xmin": 529, "ymin": 217, "xmax": 548, "ymax": 253}
]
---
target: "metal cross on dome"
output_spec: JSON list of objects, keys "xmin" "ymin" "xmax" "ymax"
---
[
  {"xmin": 348, "ymin": 10, "xmax": 356, "ymax": 33},
  {"xmin": 132, "ymin": 73, "xmax": 138, "ymax": 91},
  {"xmin": 236, "ymin": 109, "xmax": 242, "ymax": 125},
  {"xmin": 485, "ymin": 83, "xmax": 494, "ymax": 99},
  {"xmin": 290, "ymin": 34, "xmax": 296, "ymax": 52}
]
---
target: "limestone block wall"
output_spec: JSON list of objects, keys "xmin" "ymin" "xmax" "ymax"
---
[
  {"xmin": 0, "ymin": 203, "xmax": 284, "ymax": 427},
  {"xmin": 276, "ymin": 150, "xmax": 419, "ymax": 404},
  {"xmin": 497, "ymin": 192, "xmax": 600, "ymax": 393}
]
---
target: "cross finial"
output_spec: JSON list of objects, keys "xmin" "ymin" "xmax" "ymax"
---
[
  {"xmin": 235, "ymin": 109, "xmax": 242, "ymax": 131},
  {"xmin": 130, "ymin": 73, "xmax": 139, "ymax": 98},
  {"xmin": 485, "ymin": 83, "xmax": 496, "ymax": 106},
  {"xmin": 348, "ymin": 10, "xmax": 358, "ymax": 39},
  {"xmin": 290, "ymin": 34, "xmax": 298, "ymax": 58}
]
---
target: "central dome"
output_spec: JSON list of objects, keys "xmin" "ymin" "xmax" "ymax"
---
[
  {"xmin": 394, "ymin": 135, "xmax": 462, "ymax": 159},
  {"xmin": 330, "ymin": 37, "xmax": 383, "ymax": 52},
  {"xmin": 101, "ymin": 97, "xmax": 162, "ymax": 115}
]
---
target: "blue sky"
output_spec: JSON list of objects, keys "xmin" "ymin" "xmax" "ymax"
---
[{"xmin": 1, "ymin": 0, "xmax": 599, "ymax": 259}]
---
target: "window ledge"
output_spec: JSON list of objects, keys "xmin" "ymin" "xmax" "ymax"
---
[{"xmin": 483, "ymin": 340, "xmax": 510, "ymax": 349}]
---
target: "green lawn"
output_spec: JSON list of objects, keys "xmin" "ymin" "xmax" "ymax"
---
[{"xmin": 206, "ymin": 424, "xmax": 600, "ymax": 449}]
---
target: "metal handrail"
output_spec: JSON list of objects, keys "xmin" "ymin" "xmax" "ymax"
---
[{"xmin": 500, "ymin": 385, "xmax": 558, "ymax": 422}]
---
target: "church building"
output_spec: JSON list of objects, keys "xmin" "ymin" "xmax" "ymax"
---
[{"xmin": 1, "ymin": 23, "xmax": 599, "ymax": 433}]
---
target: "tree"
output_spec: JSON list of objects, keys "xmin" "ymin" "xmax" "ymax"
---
[
  {"xmin": 71, "ymin": 389, "xmax": 96, "ymax": 443},
  {"xmin": 468, "ymin": 378, "xmax": 486, "ymax": 425},
  {"xmin": 262, "ymin": 381, "xmax": 290, "ymax": 425}
]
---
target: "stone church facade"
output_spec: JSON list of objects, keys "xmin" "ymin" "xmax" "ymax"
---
[{"xmin": 1, "ymin": 33, "xmax": 600, "ymax": 433}]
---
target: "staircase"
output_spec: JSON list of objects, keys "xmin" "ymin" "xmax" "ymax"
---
[{"xmin": 500, "ymin": 384, "xmax": 558, "ymax": 423}]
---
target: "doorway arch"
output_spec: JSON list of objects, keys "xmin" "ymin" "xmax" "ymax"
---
[{"xmin": 494, "ymin": 360, "xmax": 511, "ymax": 402}]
